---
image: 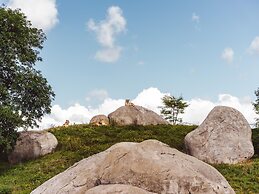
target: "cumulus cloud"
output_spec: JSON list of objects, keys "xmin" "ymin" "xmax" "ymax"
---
[
  {"xmin": 192, "ymin": 13, "xmax": 200, "ymax": 23},
  {"xmin": 36, "ymin": 104, "xmax": 93, "ymax": 130},
  {"xmin": 33, "ymin": 87, "xmax": 257, "ymax": 130},
  {"xmin": 221, "ymin": 47, "xmax": 234, "ymax": 63},
  {"xmin": 248, "ymin": 36, "xmax": 259, "ymax": 55},
  {"xmin": 35, "ymin": 99, "xmax": 124, "ymax": 130},
  {"xmin": 87, "ymin": 6, "xmax": 126, "ymax": 63},
  {"xmin": 8, "ymin": 0, "xmax": 58, "ymax": 32},
  {"xmin": 132, "ymin": 88, "xmax": 169, "ymax": 113},
  {"xmin": 183, "ymin": 94, "xmax": 256, "ymax": 125}
]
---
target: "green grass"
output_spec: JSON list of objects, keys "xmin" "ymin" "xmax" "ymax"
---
[
  {"xmin": 215, "ymin": 159, "xmax": 259, "ymax": 194},
  {"xmin": 0, "ymin": 125, "xmax": 258, "ymax": 194}
]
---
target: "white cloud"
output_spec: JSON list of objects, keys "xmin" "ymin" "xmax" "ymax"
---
[
  {"xmin": 8, "ymin": 0, "xmax": 58, "ymax": 32},
  {"xmin": 183, "ymin": 94, "xmax": 256, "ymax": 125},
  {"xmin": 192, "ymin": 13, "xmax": 200, "ymax": 23},
  {"xmin": 97, "ymin": 98, "xmax": 124, "ymax": 115},
  {"xmin": 221, "ymin": 47, "xmax": 234, "ymax": 63},
  {"xmin": 87, "ymin": 6, "xmax": 126, "ymax": 48},
  {"xmin": 133, "ymin": 88, "xmax": 168, "ymax": 113},
  {"xmin": 33, "ymin": 88, "xmax": 257, "ymax": 130},
  {"xmin": 87, "ymin": 6, "xmax": 126, "ymax": 63},
  {"xmin": 35, "ymin": 104, "xmax": 92, "ymax": 130},
  {"xmin": 248, "ymin": 36, "xmax": 259, "ymax": 55},
  {"xmin": 95, "ymin": 46, "xmax": 122, "ymax": 63}
]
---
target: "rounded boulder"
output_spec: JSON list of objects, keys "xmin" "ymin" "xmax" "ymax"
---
[
  {"xmin": 8, "ymin": 131, "xmax": 58, "ymax": 164},
  {"xmin": 32, "ymin": 139, "xmax": 235, "ymax": 194},
  {"xmin": 90, "ymin": 115, "xmax": 109, "ymax": 126},
  {"xmin": 108, "ymin": 105, "xmax": 168, "ymax": 126},
  {"xmin": 185, "ymin": 106, "xmax": 254, "ymax": 164}
]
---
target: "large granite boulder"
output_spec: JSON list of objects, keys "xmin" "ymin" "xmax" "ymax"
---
[
  {"xmin": 85, "ymin": 184, "xmax": 155, "ymax": 194},
  {"xmin": 108, "ymin": 105, "xmax": 168, "ymax": 126},
  {"xmin": 185, "ymin": 106, "xmax": 254, "ymax": 164},
  {"xmin": 8, "ymin": 131, "xmax": 58, "ymax": 164},
  {"xmin": 32, "ymin": 140, "xmax": 235, "ymax": 194},
  {"xmin": 89, "ymin": 115, "xmax": 109, "ymax": 126}
]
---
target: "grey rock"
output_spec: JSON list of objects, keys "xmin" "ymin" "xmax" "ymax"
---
[
  {"xmin": 185, "ymin": 106, "xmax": 254, "ymax": 164},
  {"xmin": 8, "ymin": 131, "xmax": 58, "ymax": 164},
  {"xmin": 32, "ymin": 140, "xmax": 235, "ymax": 194},
  {"xmin": 90, "ymin": 114, "xmax": 109, "ymax": 126},
  {"xmin": 85, "ymin": 184, "xmax": 156, "ymax": 194},
  {"xmin": 108, "ymin": 105, "xmax": 168, "ymax": 126}
]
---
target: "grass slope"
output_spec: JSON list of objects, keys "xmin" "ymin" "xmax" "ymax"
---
[{"xmin": 0, "ymin": 124, "xmax": 258, "ymax": 194}]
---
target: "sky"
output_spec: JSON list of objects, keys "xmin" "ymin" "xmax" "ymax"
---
[{"xmin": 2, "ymin": 0, "xmax": 259, "ymax": 129}]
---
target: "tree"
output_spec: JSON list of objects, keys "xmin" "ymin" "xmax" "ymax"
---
[
  {"xmin": 160, "ymin": 95, "xmax": 188, "ymax": 125},
  {"xmin": 253, "ymin": 88, "xmax": 259, "ymax": 127},
  {"xmin": 0, "ymin": 7, "xmax": 55, "ymax": 157}
]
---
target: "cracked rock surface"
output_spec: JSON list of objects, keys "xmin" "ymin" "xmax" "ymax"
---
[
  {"xmin": 85, "ymin": 184, "xmax": 155, "ymax": 194},
  {"xmin": 31, "ymin": 139, "xmax": 235, "ymax": 194},
  {"xmin": 185, "ymin": 106, "xmax": 254, "ymax": 164}
]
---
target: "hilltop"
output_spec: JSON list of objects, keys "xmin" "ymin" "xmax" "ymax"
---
[{"xmin": 0, "ymin": 124, "xmax": 258, "ymax": 193}]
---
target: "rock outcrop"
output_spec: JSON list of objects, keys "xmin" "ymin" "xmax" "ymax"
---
[
  {"xmin": 90, "ymin": 115, "xmax": 109, "ymax": 126},
  {"xmin": 85, "ymin": 184, "xmax": 155, "ymax": 194},
  {"xmin": 32, "ymin": 140, "xmax": 235, "ymax": 194},
  {"xmin": 8, "ymin": 131, "xmax": 58, "ymax": 164},
  {"xmin": 185, "ymin": 106, "xmax": 254, "ymax": 164},
  {"xmin": 108, "ymin": 105, "xmax": 168, "ymax": 126}
]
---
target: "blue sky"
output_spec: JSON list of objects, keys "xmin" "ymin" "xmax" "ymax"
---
[
  {"xmin": 3, "ymin": 0, "xmax": 259, "ymax": 127},
  {"xmin": 41, "ymin": 0, "xmax": 259, "ymax": 107}
]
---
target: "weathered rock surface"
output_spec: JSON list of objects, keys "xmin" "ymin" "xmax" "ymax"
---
[
  {"xmin": 90, "ymin": 115, "xmax": 109, "ymax": 126},
  {"xmin": 185, "ymin": 106, "xmax": 254, "ymax": 164},
  {"xmin": 85, "ymin": 184, "xmax": 155, "ymax": 194},
  {"xmin": 32, "ymin": 140, "xmax": 235, "ymax": 194},
  {"xmin": 8, "ymin": 131, "xmax": 58, "ymax": 164},
  {"xmin": 108, "ymin": 105, "xmax": 168, "ymax": 126}
]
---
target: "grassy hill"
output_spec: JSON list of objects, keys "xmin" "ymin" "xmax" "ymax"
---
[{"xmin": 0, "ymin": 124, "xmax": 258, "ymax": 194}]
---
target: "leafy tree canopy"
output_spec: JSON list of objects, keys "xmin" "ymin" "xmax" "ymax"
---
[
  {"xmin": 160, "ymin": 95, "xmax": 188, "ymax": 125},
  {"xmin": 0, "ymin": 7, "xmax": 55, "ymax": 156},
  {"xmin": 253, "ymin": 88, "xmax": 259, "ymax": 127}
]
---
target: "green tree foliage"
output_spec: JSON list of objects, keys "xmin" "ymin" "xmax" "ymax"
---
[
  {"xmin": 253, "ymin": 88, "xmax": 259, "ymax": 127},
  {"xmin": 160, "ymin": 95, "xmax": 188, "ymax": 125},
  {"xmin": 0, "ymin": 7, "xmax": 55, "ymax": 157}
]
